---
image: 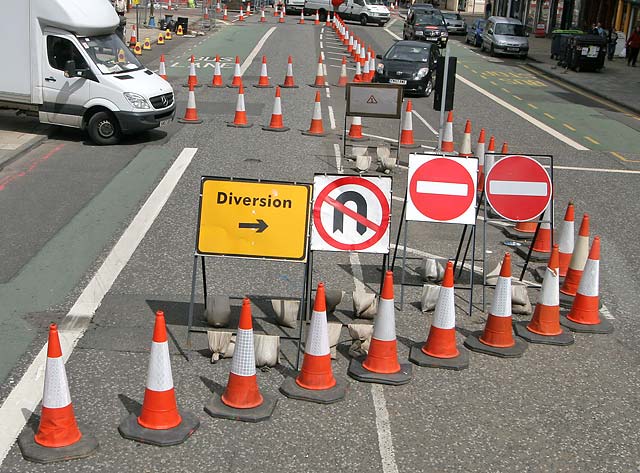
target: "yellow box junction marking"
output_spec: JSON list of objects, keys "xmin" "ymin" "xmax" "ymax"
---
[{"xmin": 197, "ymin": 178, "xmax": 311, "ymax": 261}]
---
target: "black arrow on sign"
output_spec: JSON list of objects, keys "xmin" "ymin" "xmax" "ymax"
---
[{"xmin": 239, "ymin": 219, "xmax": 268, "ymax": 233}]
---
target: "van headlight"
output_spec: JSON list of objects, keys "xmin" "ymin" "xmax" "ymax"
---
[
  {"xmin": 124, "ymin": 92, "xmax": 151, "ymax": 109},
  {"xmin": 414, "ymin": 67, "xmax": 429, "ymax": 79},
  {"xmin": 376, "ymin": 63, "xmax": 385, "ymax": 74}
]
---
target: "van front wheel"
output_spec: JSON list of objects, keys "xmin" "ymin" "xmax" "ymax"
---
[
  {"xmin": 87, "ymin": 110, "xmax": 121, "ymax": 146},
  {"xmin": 360, "ymin": 14, "xmax": 368, "ymax": 26}
]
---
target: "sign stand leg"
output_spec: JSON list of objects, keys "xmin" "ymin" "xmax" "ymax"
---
[
  {"xmin": 399, "ymin": 220, "xmax": 409, "ymax": 310},
  {"xmin": 437, "ymin": 45, "xmax": 450, "ymax": 151},
  {"xmin": 379, "ymin": 253, "xmax": 388, "ymax": 291},
  {"xmin": 518, "ymin": 214, "xmax": 543, "ymax": 281},
  {"xmin": 342, "ymin": 113, "xmax": 348, "ymax": 163},
  {"xmin": 201, "ymin": 256, "xmax": 208, "ymax": 310},
  {"xmin": 391, "ymin": 195, "xmax": 408, "ymax": 270},
  {"xmin": 396, "ymin": 115, "xmax": 402, "ymax": 163},
  {"xmin": 296, "ymin": 251, "xmax": 313, "ymax": 370},
  {"xmin": 453, "ymin": 225, "xmax": 468, "ymax": 275},
  {"xmin": 482, "ymin": 192, "xmax": 487, "ymax": 312},
  {"xmin": 469, "ymin": 223, "xmax": 477, "ymax": 317},
  {"xmin": 186, "ymin": 254, "xmax": 199, "ymax": 353}
]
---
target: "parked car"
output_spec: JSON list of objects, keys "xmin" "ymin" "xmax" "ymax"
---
[
  {"xmin": 403, "ymin": 8, "xmax": 448, "ymax": 48},
  {"xmin": 442, "ymin": 11, "xmax": 466, "ymax": 35},
  {"xmin": 481, "ymin": 16, "xmax": 529, "ymax": 58},
  {"xmin": 373, "ymin": 40, "xmax": 440, "ymax": 96},
  {"xmin": 466, "ymin": 18, "xmax": 486, "ymax": 46}
]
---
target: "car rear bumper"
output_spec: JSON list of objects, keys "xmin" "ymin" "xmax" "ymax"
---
[
  {"xmin": 373, "ymin": 74, "xmax": 429, "ymax": 94},
  {"xmin": 494, "ymin": 45, "xmax": 529, "ymax": 56}
]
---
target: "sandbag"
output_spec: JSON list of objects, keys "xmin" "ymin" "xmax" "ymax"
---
[
  {"xmin": 347, "ymin": 323, "xmax": 373, "ymax": 357},
  {"xmin": 421, "ymin": 284, "xmax": 441, "ymax": 312},
  {"xmin": 271, "ymin": 299, "xmax": 300, "ymax": 328},
  {"xmin": 352, "ymin": 291, "xmax": 377, "ymax": 319}
]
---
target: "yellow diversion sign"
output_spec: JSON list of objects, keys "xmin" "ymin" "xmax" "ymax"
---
[{"xmin": 196, "ymin": 177, "xmax": 312, "ymax": 261}]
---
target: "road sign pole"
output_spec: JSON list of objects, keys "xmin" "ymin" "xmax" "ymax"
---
[
  {"xmin": 399, "ymin": 217, "xmax": 409, "ymax": 310},
  {"xmin": 438, "ymin": 45, "xmax": 450, "ymax": 151},
  {"xmin": 296, "ymin": 252, "xmax": 313, "ymax": 370},
  {"xmin": 201, "ymin": 256, "xmax": 208, "ymax": 310},
  {"xmin": 469, "ymin": 223, "xmax": 476, "ymax": 317},
  {"xmin": 186, "ymin": 254, "xmax": 199, "ymax": 351},
  {"xmin": 390, "ymin": 194, "xmax": 408, "ymax": 270}
]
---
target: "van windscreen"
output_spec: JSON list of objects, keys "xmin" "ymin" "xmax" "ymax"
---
[{"xmin": 79, "ymin": 34, "xmax": 143, "ymax": 74}]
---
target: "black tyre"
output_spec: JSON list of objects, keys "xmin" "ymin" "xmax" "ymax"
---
[
  {"xmin": 318, "ymin": 10, "xmax": 327, "ymax": 22},
  {"xmin": 87, "ymin": 110, "xmax": 121, "ymax": 145},
  {"xmin": 360, "ymin": 14, "xmax": 368, "ymax": 26}
]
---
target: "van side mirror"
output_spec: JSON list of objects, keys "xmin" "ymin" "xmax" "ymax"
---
[
  {"xmin": 64, "ymin": 60, "xmax": 77, "ymax": 78},
  {"xmin": 376, "ymin": 54, "xmax": 382, "ymax": 59}
]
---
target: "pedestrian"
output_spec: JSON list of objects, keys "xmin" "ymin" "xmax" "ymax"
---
[
  {"xmin": 114, "ymin": 0, "xmax": 126, "ymax": 16},
  {"xmin": 626, "ymin": 25, "xmax": 640, "ymax": 67},
  {"xmin": 485, "ymin": 0, "xmax": 491, "ymax": 19},
  {"xmin": 607, "ymin": 28, "xmax": 617, "ymax": 60}
]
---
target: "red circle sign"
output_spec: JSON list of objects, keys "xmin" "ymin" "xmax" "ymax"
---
[
  {"xmin": 313, "ymin": 176, "xmax": 390, "ymax": 251},
  {"xmin": 485, "ymin": 155, "xmax": 552, "ymax": 222},
  {"xmin": 409, "ymin": 158, "xmax": 475, "ymax": 221}
]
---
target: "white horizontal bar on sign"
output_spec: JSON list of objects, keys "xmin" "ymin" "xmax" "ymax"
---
[
  {"xmin": 416, "ymin": 181, "xmax": 468, "ymax": 196},
  {"xmin": 489, "ymin": 181, "xmax": 547, "ymax": 196}
]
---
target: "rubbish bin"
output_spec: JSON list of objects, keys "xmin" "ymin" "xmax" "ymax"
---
[
  {"xmin": 550, "ymin": 29, "xmax": 582, "ymax": 60},
  {"xmin": 564, "ymin": 34, "xmax": 607, "ymax": 72},
  {"xmin": 176, "ymin": 16, "xmax": 189, "ymax": 34}
]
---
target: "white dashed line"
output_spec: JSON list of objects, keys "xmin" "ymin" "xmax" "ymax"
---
[
  {"xmin": 334, "ymin": 143, "xmax": 343, "ymax": 173},
  {"xmin": 411, "ymin": 109, "xmax": 438, "ymax": 136},
  {"xmin": 328, "ymin": 105, "xmax": 336, "ymax": 129}
]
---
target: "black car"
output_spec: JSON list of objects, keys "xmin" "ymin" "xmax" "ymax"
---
[
  {"xmin": 373, "ymin": 40, "xmax": 439, "ymax": 96},
  {"xmin": 403, "ymin": 9, "xmax": 448, "ymax": 48}
]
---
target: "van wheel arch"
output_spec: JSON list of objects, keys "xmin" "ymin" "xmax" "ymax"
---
[{"xmin": 360, "ymin": 13, "xmax": 368, "ymax": 25}]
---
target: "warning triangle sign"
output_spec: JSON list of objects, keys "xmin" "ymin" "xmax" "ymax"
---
[{"xmin": 366, "ymin": 95, "xmax": 378, "ymax": 104}]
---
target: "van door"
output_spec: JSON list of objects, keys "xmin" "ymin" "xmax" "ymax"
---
[
  {"xmin": 41, "ymin": 34, "xmax": 93, "ymax": 127},
  {"xmin": 350, "ymin": 0, "xmax": 365, "ymax": 19}
]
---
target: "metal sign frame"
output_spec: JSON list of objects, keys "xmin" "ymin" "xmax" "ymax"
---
[{"xmin": 345, "ymin": 83, "xmax": 404, "ymax": 119}]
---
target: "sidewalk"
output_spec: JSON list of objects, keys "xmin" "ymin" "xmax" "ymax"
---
[{"xmin": 0, "ymin": 112, "xmax": 47, "ymax": 170}]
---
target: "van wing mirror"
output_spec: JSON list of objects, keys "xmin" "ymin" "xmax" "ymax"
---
[{"xmin": 376, "ymin": 54, "xmax": 382, "ymax": 59}]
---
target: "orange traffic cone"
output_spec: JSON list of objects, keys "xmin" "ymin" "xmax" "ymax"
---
[
  {"xmin": 223, "ymin": 5, "xmax": 228, "ymax": 20},
  {"xmin": 359, "ymin": 43, "xmax": 367, "ymax": 67},
  {"xmin": 441, "ymin": 110, "xmax": 454, "ymax": 152},
  {"xmin": 557, "ymin": 202, "xmax": 575, "ymax": 277},
  {"xmin": 228, "ymin": 56, "xmax": 243, "ymax": 88},
  {"xmin": 263, "ymin": 86, "xmax": 289, "ymax": 132},
  {"xmin": 476, "ymin": 128, "xmax": 486, "ymax": 192},
  {"xmin": 326, "ymin": 13, "xmax": 331, "ymax": 26},
  {"xmin": 409, "ymin": 261, "xmax": 470, "ymax": 370},
  {"xmin": 530, "ymin": 206, "xmax": 553, "ymax": 256},
  {"xmin": 513, "ymin": 220, "xmax": 538, "ymax": 234},
  {"xmin": 501, "ymin": 142, "xmax": 509, "ymax": 153},
  {"xmin": 352, "ymin": 61, "xmax": 363, "ymax": 82},
  {"xmin": 273, "ymin": 2, "xmax": 279, "ymax": 16},
  {"xmin": 281, "ymin": 55, "xmax": 298, "ymax": 88},
  {"xmin": 314, "ymin": 10, "xmax": 320, "ymax": 24},
  {"xmin": 260, "ymin": 8, "xmax": 266, "ymax": 22},
  {"xmin": 311, "ymin": 54, "xmax": 326, "ymax": 87},
  {"xmin": 18, "ymin": 324, "xmax": 99, "ymax": 463},
  {"xmin": 209, "ymin": 54, "xmax": 224, "ymax": 87},
  {"xmin": 227, "ymin": 84, "xmax": 252, "ymax": 128},
  {"xmin": 278, "ymin": 9, "xmax": 285, "ymax": 22},
  {"xmin": 484, "ymin": 135, "xmax": 496, "ymax": 177},
  {"xmin": 348, "ymin": 271, "xmax": 413, "ymax": 385},
  {"xmin": 254, "ymin": 55, "xmax": 273, "ymax": 88},
  {"xmin": 238, "ymin": 6, "xmax": 245, "ymax": 21},
  {"xmin": 129, "ymin": 24, "xmax": 137, "ymax": 47},
  {"xmin": 178, "ymin": 84, "xmax": 203, "ymax": 124},
  {"xmin": 367, "ymin": 52, "xmax": 376, "ymax": 81},
  {"xmin": 464, "ymin": 253, "xmax": 528, "ymax": 357},
  {"xmin": 515, "ymin": 245, "xmax": 575, "ymax": 345},
  {"xmin": 302, "ymin": 91, "xmax": 328, "ymax": 136},
  {"xmin": 362, "ymin": 58, "xmax": 371, "ymax": 83},
  {"xmin": 560, "ymin": 213, "xmax": 590, "ymax": 298},
  {"xmin": 334, "ymin": 56, "xmax": 348, "ymax": 87},
  {"xmin": 246, "ymin": 3, "xmax": 251, "ymax": 15},
  {"xmin": 158, "ymin": 54, "xmax": 168, "ymax": 80},
  {"xmin": 561, "ymin": 236, "xmax": 612, "ymax": 333},
  {"xmin": 184, "ymin": 55, "xmax": 201, "ymax": 88},
  {"xmin": 400, "ymin": 100, "xmax": 419, "ymax": 148},
  {"xmin": 118, "ymin": 311, "xmax": 199, "ymax": 445},
  {"xmin": 216, "ymin": 1, "xmax": 221, "ymax": 13},
  {"xmin": 280, "ymin": 283, "xmax": 347, "ymax": 403},
  {"xmin": 347, "ymin": 34, "xmax": 354, "ymax": 53},
  {"xmin": 347, "ymin": 116, "xmax": 368, "ymax": 142},
  {"xmin": 205, "ymin": 298, "xmax": 277, "ymax": 421},
  {"xmin": 459, "ymin": 120, "xmax": 472, "ymax": 157},
  {"xmin": 299, "ymin": 10, "xmax": 305, "ymax": 24}
]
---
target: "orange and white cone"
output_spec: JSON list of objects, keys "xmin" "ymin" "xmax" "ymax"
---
[
  {"xmin": 246, "ymin": 3, "xmax": 251, "ymax": 15},
  {"xmin": 367, "ymin": 52, "xmax": 376, "ymax": 81},
  {"xmin": 348, "ymin": 271, "xmax": 413, "ymax": 385},
  {"xmin": 263, "ymin": 86, "xmax": 289, "ymax": 132},
  {"xmin": 560, "ymin": 213, "xmax": 590, "ymax": 299},
  {"xmin": 501, "ymin": 141, "xmax": 509, "ymax": 154},
  {"xmin": 18, "ymin": 324, "xmax": 99, "ymax": 463},
  {"xmin": 400, "ymin": 100, "xmax": 419, "ymax": 148},
  {"xmin": 281, "ymin": 55, "xmax": 298, "ymax": 88},
  {"xmin": 359, "ymin": 44, "xmax": 367, "ymax": 67},
  {"xmin": 254, "ymin": 55, "xmax": 273, "ymax": 88},
  {"xmin": 326, "ymin": 14, "xmax": 331, "ymax": 26},
  {"xmin": 352, "ymin": 39, "xmax": 360, "ymax": 60},
  {"xmin": 209, "ymin": 54, "xmax": 224, "ymax": 87},
  {"xmin": 311, "ymin": 54, "xmax": 326, "ymax": 87},
  {"xmin": 273, "ymin": 3, "xmax": 279, "ymax": 16},
  {"xmin": 279, "ymin": 9, "xmax": 285, "ymax": 22},
  {"xmin": 227, "ymin": 84, "xmax": 252, "ymax": 128},
  {"xmin": 223, "ymin": 5, "xmax": 228, "ymax": 20},
  {"xmin": 178, "ymin": 84, "xmax": 203, "ymax": 124},
  {"xmin": 409, "ymin": 261, "xmax": 470, "ymax": 370},
  {"xmin": 184, "ymin": 55, "xmax": 201, "ymax": 88},
  {"xmin": 515, "ymin": 245, "xmax": 575, "ymax": 345},
  {"xmin": 464, "ymin": 253, "xmax": 528, "ymax": 357},
  {"xmin": 314, "ymin": 10, "xmax": 320, "ymax": 24},
  {"xmin": 260, "ymin": 8, "xmax": 266, "ymax": 22},
  {"xmin": 239, "ymin": 6, "xmax": 245, "ymax": 21},
  {"xmin": 216, "ymin": 1, "xmax": 221, "ymax": 13},
  {"xmin": 299, "ymin": 10, "xmax": 305, "ymax": 24},
  {"xmin": 347, "ymin": 35, "xmax": 354, "ymax": 53},
  {"xmin": 561, "ymin": 236, "xmax": 613, "ymax": 333},
  {"xmin": 280, "ymin": 283, "xmax": 347, "ymax": 404},
  {"xmin": 441, "ymin": 110, "xmax": 455, "ymax": 152},
  {"xmin": 484, "ymin": 135, "xmax": 496, "ymax": 177},
  {"xmin": 347, "ymin": 116, "xmax": 368, "ymax": 142},
  {"xmin": 513, "ymin": 220, "xmax": 538, "ymax": 234},
  {"xmin": 205, "ymin": 299, "xmax": 277, "ymax": 421},
  {"xmin": 476, "ymin": 128, "xmax": 486, "ymax": 192},
  {"xmin": 302, "ymin": 91, "xmax": 328, "ymax": 136},
  {"xmin": 530, "ymin": 206, "xmax": 553, "ymax": 256},
  {"xmin": 129, "ymin": 24, "xmax": 137, "ymax": 47},
  {"xmin": 459, "ymin": 120, "xmax": 472, "ymax": 157},
  {"xmin": 362, "ymin": 58, "xmax": 371, "ymax": 83},
  {"xmin": 352, "ymin": 61, "xmax": 363, "ymax": 82},
  {"xmin": 557, "ymin": 202, "xmax": 575, "ymax": 277},
  {"xmin": 158, "ymin": 54, "xmax": 168, "ymax": 80},
  {"xmin": 334, "ymin": 56, "xmax": 348, "ymax": 87},
  {"xmin": 118, "ymin": 311, "xmax": 199, "ymax": 445},
  {"xmin": 228, "ymin": 55, "xmax": 243, "ymax": 88}
]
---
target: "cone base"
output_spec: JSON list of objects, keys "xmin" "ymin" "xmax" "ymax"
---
[
  {"xmin": 513, "ymin": 321, "xmax": 575, "ymax": 346},
  {"xmin": 502, "ymin": 226, "xmax": 535, "ymax": 240},
  {"xmin": 279, "ymin": 376, "xmax": 346, "ymax": 404},
  {"xmin": 118, "ymin": 411, "xmax": 199, "ymax": 447},
  {"xmin": 301, "ymin": 130, "xmax": 329, "ymax": 137},
  {"xmin": 347, "ymin": 135, "xmax": 369, "ymax": 142},
  {"xmin": 347, "ymin": 357, "xmax": 412, "ymax": 386},
  {"xmin": 280, "ymin": 84, "xmax": 299, "ymax": 88},
  {"xmin": 309, "ymin": 84, "xmax": 326, "ymax": 88},
  {"xmin": 464, "ymin": 331, "xmax": 527, "ymax": 358},
  {"xmin": 227, "ymin": 84, "xmax": 242, "ymax": 88},
  {"xmin": 208, "ymin": 84, "xmax": 226, "ymax": 88},
  {"xmin": 515, "ymin": 246, "xmax": 551, "ymax": 263},
  {"xmin": 18, "ymin": 425, "xmax": 98, "ymax": 464},
  {"xmin": 409, "ymin": 343, "xmax": 469, "ymax": 371},
  {"xmin": 560, "ymin": 315, "xmax": 614, "ymax": 334},
  {"xmin": 332, "ymin": 83, "xmax": 347, "ymax": 87},
  {"xmin": 204, "ymin": 393, "xmax": 277, "ymax": 422},
  {"xmin": 182, "ymin": 84, "xmax": 203, "ymax": 88},
  {"xmin": 178, "ymin": 118, "xmax": 203, "ymax": 124},
  {"xmin": 262, "ymin": 125, "xmax": 290, "ymax": 132},
  {"xmin": 254, "ymin": 84, "xmax": 274, "ymax": 88},
  {"xmin": 226, "ymin": 122, "xmax": 254, "ymax": 128},
  {"xmin": 399, "ymin": 142, "xmax": 421, "ymax": 149}
]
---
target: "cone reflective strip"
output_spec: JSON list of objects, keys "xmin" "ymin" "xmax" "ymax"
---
[
  {"xmin": 257, "ymin": 56, "xmax": 270, "ymax": 86},
  {"xmin": 442, "ymin": 110, "xmax": 454, "ymax": 152},
  {"xmin": 182, "ymin": 85, "xmax": 200, "ymax": 121},
  {"xmin": 561, "ymin": 214, "xmax": 589, "ymax": 296},
  {"xmin": 313, "ymin": 55, "xmax": 325, "ymax": 86},
  {"xmin": 476, "ymin": 129, "xmax": 486, "ymax": 192},
  {"xmin": 400, "ymin": 100, "xmax": 415, "ymax": 146},
  {"xmin": 479, "ymin": 254, "xmax": 516, "ymax": 348},
  {"xmin": 232, "ymin": 85, "xmax": 248, "ymax": 125},
  {"xmin": 283, "ymin": 56, "xmax": 296, "ymax": 87},
  {"xmin": 223, "ymin": 6, "xmax": 228, "ymax": 20},
  {"xmin": 187, "ymin": 55, "xmax": 198, "ymax": 87},
  {"xmin": 459, "ymin": 120, "xmax": 472, "ymax": 157},
  {"xmin": 299, "ymin": 10, "xmax": 305, "ymax": 23},
  {"xmin": 158, "ymin": 55, "xmax": 168, "ymax": 80},
  {"xmin": 231, "ymin": 57, "xmax": 242, "ymax": 87},
  {"xmin": 567, "ymin": 237, "xmax": 601, "ymax": 325},
  {"xmin": 260, "ymin": 9, "xmax": 266, "ymax": 21},
  {"xmin": 422, "ymin": 262, "xmax": 459, "ymax": 358},
  {"xmin": 212, "ymin": 56, "xmax": 223, "ymax": 86},
  {"xmin": 558, "ymin": 203, "xmax": 575, "ymax": 277},
  {"xmin": 348, "ymin": 116, "xmax": 364, "ymax": 139},
  {"xmin": 527, "ymin": 245, "xmax": 562, "ymax": 336},
  {"xmin": 532, "ymin": 206, "xmax": 552, "ymax": 253}
]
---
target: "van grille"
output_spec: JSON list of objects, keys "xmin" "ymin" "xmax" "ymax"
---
[{"xmin": 149, "ymin": 92, "xmax": 174, "ymax": 109}]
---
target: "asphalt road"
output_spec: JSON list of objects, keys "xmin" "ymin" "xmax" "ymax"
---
[{"xmin": 1, "ymin": 9, "xmax": 639, "ymax": 473}]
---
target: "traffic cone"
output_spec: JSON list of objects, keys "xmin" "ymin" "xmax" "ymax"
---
[
  {"xmin": 464, "ymin": 253, "xmax": 528, "ymax": 357},
  {"xmin": 260, "ymin": 8, "xmax": 266, "ymax": 22},
  {"xmin": 348, "ymin": 271, "xmax": 413, "ymax": 385},
  {"xmin": 239, "ymin": 6, "xmax": 245, "ymax": 21},
  {"xmin": 165, "ymin": 28, "xmax": 172, "ymax": 40},
  {"xmin": 347, "ymin": 35, "xmax": 354, "ymax": 53},
  {"xmin": 228, "ymin": 56, "xmax": 243, "ymax": 88},
  {"xmin": 177, "ymin": 24, "xmax": 184, "ymax": 35},
  {"xmin": 314, "ymin": 10, "xmax": 320, "ymax": 24},
  {"xmin": 209, "ymin": 54, "xmax": 224, "ymax": 87},
  {"xmin": 367, "ymin": 53, "xmax": 376, "ymax": 81},
  {"xmin": 302, "ymin": 91, "xmax": 328, "ymax": 136},
  {"xmin": 216, "ymin": 1, "xmax": 221, "ymax": 13},
  {"xmin": 205, "ymin": 298, "xmax": 277, "ymax": 422},
  {"xmin": 501, "ymin": 141, "xmax": 509, "ymax": 153},
  {"xmin": 246, "ymin": 3, "xmax": 251, "ymax": 15},
  {"xmin": 513, "ymin": 220, "xmax": 538, "ymax": 234},
  {"xmin": 263, "ymin": 87, "xmax": 289, "ymax": 132},
  {"xmin": 352, "ymin": 61, "xmax": 363, "ymax": 82},
  {"xmin": 530, "ymin": 206, "xmax": 553, "ymax": 255},
  {"xmin": 557, "ymin": 202, "xmax": 575, "ymax": 277},
  {"xmin": 280, "ymin": 283, "xmax": 347, "ymax": 404},
  {"xmin": 118, "ymin": 311, "xmax": 199, "ymax": 445},
  {"xmin": 400, "ymin": 100, "xmax": 419, "ymax": 148},
  {"xmin": 561, "ymin": 237, "xmax": 613, "ymax": 334},
  {"xmin": 441, "ymin": 110, "xmax": 454, "ymax": 152},
  {"xmin": 133, "ymin": 42, "xmax": 142, "ymax": 55},
  {"xmin": 203, "ymin": 7, "xmax": 210, "ymax": 20},
  {"xmin": 347, "ymin": 116, "xmax": 368, "ymax": 142},
  {"xmin": 310, "ymin": 54, "xmax": 325, "ymax": 87},
  {"xmin": 409, "ymin": 262, "xmax": 470, "ymax": 370},
  {"xmin": 143, "ymin": 37, "xmax": 152, "ymax": 50},
  {"xmin": 345, "ymin": 29, "xmax": 351, "ymax": 47},
  {"xmin": 273, "ymin": 2, "xmax": 279, "ymax": 16},
  {"xmin": 514, "ymin": 245, "xmax": 575, "ymax": 345},
  {"xmin": 476, "ymin": 128, "xmax": 486, "ymax": 192},
  {"xmin": 560, "ymin": 213, "xmax": 589, "ymax": 298},
  {"xmin": 484, "ymin": 135, "xmax": 496, "ymax": 177},
  {"xmin": 279, "ymin": 9, "xmax": 285, "ymax": 22},
  {"xmin": 227, "ymin": 84, "xmax": 252, "ymax": 128},
  {"xmin": 184, "ymin": 55, "xmax": 201, "ymax": 88},
  {"xmin": 334, "ymin": 56, "xmax": 348, "ymax": 87},
  {"xmin": 299, "ymin": 10, "xmax": 305, "ymax": 24},
  {"xmin": 158, "ymin": 54, "xmax": 168, "ymax": 80},
  {"xmin": 18, "ymin": 324, "xmax": 99, "ymax": 463},
  {"xmin": 359, "ymin": 44, "xmax": 367, "ymax": 67},
  {"xmin": 158, "ymin": 33, "xmax": 165, "ymax": 45},
  {"xmin": 223, "ymin": 5, "xmax": 228, "ymax": 20},
  {"xmin": 281, "ymin": 55, "xmax": 298, "ymax": 88},
  {"xmin": 178, "ymin": 84, "xmax": 203, "ymax": 124},
  {"xmin": 326, "ymin": 14, "xmax": 331, "ymax": 26},
  {"xmin": 129, "ymin": 25, "xmax": 137, "ymax": 46},
  {"xmin": 362, "ymin": 58, "xmax": 371, "ymax": 83},
  {"xmin": 254, "ymin": 55, "xmax": 273, "ymax": 88}
]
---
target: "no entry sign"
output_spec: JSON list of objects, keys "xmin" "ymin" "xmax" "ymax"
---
[
  {"xmin": 485, "ymin": 155, "xmax": 552, "ymax": 222},
  {"xmin": 311, "ymin": 175, "xmax": 392, "ymax": 253},
  {"xmin": 406, "ymin": 154, "xmax": 478, "ymax": 224}
]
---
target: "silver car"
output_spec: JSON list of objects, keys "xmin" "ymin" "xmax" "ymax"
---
[
  {"xmin": 442, "ymin": 11, "xmax": 466, "ymax": 35},
  {"xmin": 481, "ymin": 16, "xmax": 529, "ymax": 58}
]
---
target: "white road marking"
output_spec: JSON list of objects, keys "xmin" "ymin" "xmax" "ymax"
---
[
  {"xmin": 385, "ymin": 27, "xmax": 402, "ymax": 40},
  {"xmin": 488, "ymin": 181, "xmax": 548, "ymax": 196},
  {"xmin": 328, "ymin": 105, "xmax": 336, "ymax": 129},
  {"xmin": 325, "ymin": 87, "xmax": 331, "ymax": 98},
  {"xmin": 241, "ymin": 27, "xmax": 277, "ymax": 74},
  {"xmin": 320, "ymin": 41, "xmax": 324, "ymax": 48},
  {"xmin": 329, "ymin": 63, "xmax": 356, "ymax": 70},
  {"xmin": 334, "ymin": 143, "xmax": 343, "ymax": 173},
  {"xmin": 0, "ymin": 148, "xmax": 199, "ymax": 465},
  {"xmin": 325, "ymin": 44, "xmax": 347, "ymax": 49},
  {"xmin": 321, "ymin": 51, "xmax": 325, "ymax": 60},
  {"xmin": 549, "ymin": 165, "xmax": 640, "ymax": 175},
  {"xmin": 371, "ymin": 384, "xmax": 400, "ymax": 473},
  {"xmin": 363, "ymin": 132, "xmax": 398, "ymax": 142},
  {"xmin": 412, "ymin": 109, "xmax": 438, "ymax": 136},
  {"xmin": 387, "ymin": 18, "xmax": 397, "ymax": 28},
  {"xmin": 323, "ymin": 64, "xmax": 328, "ymax": 77},
  {"xmin": 417, "ymin": 181, "xmax": 468, "ymax": 196},
  {"xmin": 326, "ymin": 51, "xmax": 351, "ymax": 56},
  {"xmin": 349, "ymin": 253, "xmax": 366, "ymax": 294},
  {"xmin": 320, "ymin": 33, "xmax": 323, "ymax": 40}
]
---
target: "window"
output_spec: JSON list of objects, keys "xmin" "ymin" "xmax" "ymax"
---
[
  {"xmin": 47, "ymin": 36, "xmax": 88, "ymax": 71},
  {"xmin": 494, "ymin": 23, "xmax": 525, "ymax": 36},
  {"xmin": 354, "ymin": 0, "xmax": 365, "ymax": 6}
]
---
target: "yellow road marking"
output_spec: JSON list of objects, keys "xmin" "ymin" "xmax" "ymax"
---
[
  {"xmin": 611, "ymin": 151, "xmax": 640, "ymax": 163},
  {"xmin": 471, "ymin": 69, "xmax": 478, "ymax": 73},
  {"xmin": 501, "ymin": 87, "xmax": 511, "ymax": 93},
  {"xmin": 463, "ymin": 64, "xmax": 470, "ymax": 69},
  {"xmin": 512, "ymin": 95, "xmax": 522, "ymax": 101},
  {"xmin": 490, "ymin": 81, "xmax": 498, "ymax": 86},
  {"xmin": 563, "ymin": 123, "xmax": 576, "ymax": 131},
  {"xmin": 528, "ymin": 103, "xmax": 538, "ymax": 109},
  {"xmin": 544, "ymin": 112, "xmax": 555, "ymax": 119},
  {"xmin": 584, "ymin": 136, "xmax": 600, "ymax": 145}
]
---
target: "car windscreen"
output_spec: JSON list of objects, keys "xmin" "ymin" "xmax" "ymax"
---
[
  {"xmin": 494, "ymin": 23, "xmax": 525, "ymax": 36},
  {"xmin": 415, "ymin": 13, "xmax": 444, "ymax": 26},
  {"xmin": 442, "ymin": 12, "xmax": 462, "ymax": 20},
  {"xmin": 385, "ymin": 44, "xmax": 431, "ymax": 62},
  {"xmin": 364, "ymin": 0, "xmax": 385, "ymax": 5},
  {"xmin": 78, "ymin": 34, "xmax": 143, "ymax": 74}
]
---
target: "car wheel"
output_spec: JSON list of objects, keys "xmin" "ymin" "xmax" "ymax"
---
[
  {"xmin": 424, "ymin": 77, "xmax": 433, "ymax": 97},
  {"xmin": 319, "ymin": 10, "xmax": 327, "ymax": 21},
  {"xmin": 360, "ymin": 14, "xmax": 368, "ymax": 26},
  {"xmin": 87, "ymin": 110, "xmax": 121, "ymax": 146}
]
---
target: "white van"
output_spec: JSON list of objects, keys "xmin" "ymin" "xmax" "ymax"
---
[
  {"xmin": 304, "ymin": 0, "xmax": 390, "ymax": 26},
  {"xmin": 1, "ymin": 0, "xmax": 175, "ymax": 145}
]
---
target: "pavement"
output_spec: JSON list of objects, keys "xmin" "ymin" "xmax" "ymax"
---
[{"xmin": 0, "ymin": 113, "xmax": 47, "ymax": 170}]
